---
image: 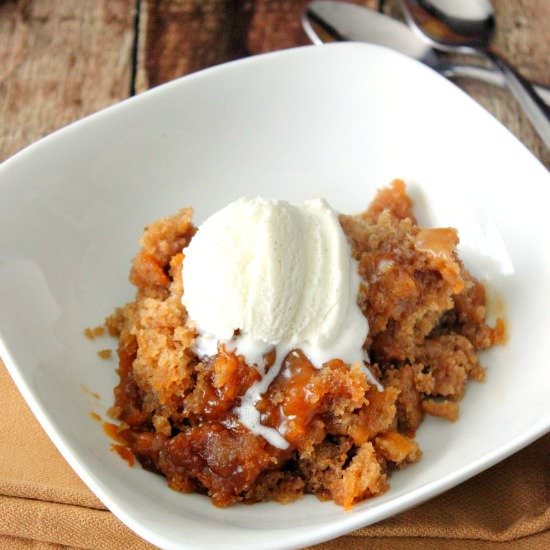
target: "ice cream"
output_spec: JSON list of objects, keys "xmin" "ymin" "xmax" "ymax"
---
[{"xmin": 182, "ymin": 197, "xmax": 375, "ymax": 449}]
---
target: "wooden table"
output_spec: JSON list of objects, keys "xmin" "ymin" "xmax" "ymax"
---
[{"xmin": 0, "ymin": 1, "xmax": 549, "ymax": 549}]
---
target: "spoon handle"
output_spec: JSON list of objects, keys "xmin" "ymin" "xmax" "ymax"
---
[
  {"xmin": 486, "ymin": 51, "xmax": 550, "ymax": 148},
  {"xmin": 441, "ymin": 64, "xmax": 550, "ymax": 106}
]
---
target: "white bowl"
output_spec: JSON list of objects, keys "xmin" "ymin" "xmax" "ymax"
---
[{"xmin": 0, "ymin": 43, "xmax": 549, "ymax": 550}]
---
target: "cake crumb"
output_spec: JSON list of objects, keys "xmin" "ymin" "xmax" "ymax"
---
[
  {"xmin": 84, "ymin": 326, "xmax": 106, "ymax": 340},
  {"xmin": 422, "ymin": 399, "xmax": 460, "ymax": 421}
]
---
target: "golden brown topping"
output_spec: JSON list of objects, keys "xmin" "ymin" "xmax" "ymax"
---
[{"xmin": 111, "ymin": 444, "xmax": 135, "ymax": 467}]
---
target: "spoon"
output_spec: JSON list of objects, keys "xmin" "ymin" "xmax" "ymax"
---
[
  {"xmin": 399, "ymin": 0, "xmax": 550, "ymax": 147},
  {"xmin": 302, "ymin": 1, "xmax": 550, "ymax": 105}
]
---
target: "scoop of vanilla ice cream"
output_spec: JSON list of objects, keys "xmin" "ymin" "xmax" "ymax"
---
[
  {"xmin": 182, "ymin": 197, "xmax": 366, "ymax": 364},
  {"xmin": 181, "ymin": 197, "xmax": 373, "ymax": 449}
]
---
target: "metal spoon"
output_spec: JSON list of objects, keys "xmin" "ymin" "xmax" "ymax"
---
[
  {"xmin": 302, "ymin": 1, "xmax": 550, "ymax": 105},
  {"xmin": 399, "ymin": 0, "xmax": 550, "ymax": 147}
]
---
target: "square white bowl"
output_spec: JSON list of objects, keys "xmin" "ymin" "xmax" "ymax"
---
[{"xmin": 0, "ymin": 43, "xmax": 549, "ymax": 549}]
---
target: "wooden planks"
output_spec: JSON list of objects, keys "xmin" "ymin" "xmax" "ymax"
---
[
  {"xmin": 0, "ymin": 0, "xmax": 135, "ymax": 161},
  {"xmin": 135, "ymin": 0, "xmax": 254, "ymax": 92},
  {"xmin": 134, "ymin": 0, "xmax": 379, "ymax": 91}
]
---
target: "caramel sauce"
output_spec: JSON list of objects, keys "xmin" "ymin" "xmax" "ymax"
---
[
  {"xmin": 493, "ymin": 317, "xmax": 507, "ymax": 344},
  {"xmin": 103, "ymin": 422, "xmax": 125, "ymax": 443},
  {"xmin": 111, "ymin": 444, "xmax": 135, "ymax": 467},
  {"xmin": 258, "ymin": 351, "xmax": 340, "ymax": 447},
  {"xmin": 89, "ymin": 412, "xmax": 101, "ymax": 422},
  {"xmin": 484, "ymin": 285, "xmax": 508, "ymax": 343},
  {"xmin": 104, "ymin": 422, "xmax": 136, "ymax": 467},
  {"xmin": 200, "ymin": 348, "xmax": 262, "ymax": 421}
]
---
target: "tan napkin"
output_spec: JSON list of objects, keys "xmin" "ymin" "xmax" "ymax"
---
[{"xmin": 0, "ymin": 361, "xmax": 548, "ymax": 549}]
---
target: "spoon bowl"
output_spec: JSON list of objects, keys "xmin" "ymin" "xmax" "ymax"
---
[{"xmin": 418, "ymin": 0, "xmax": 495, "ymax": 45}]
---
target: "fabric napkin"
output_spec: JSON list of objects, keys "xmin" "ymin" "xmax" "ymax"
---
[{"xmin": 0, "ymin": 360, "xmax": 548, "ymax": 549}]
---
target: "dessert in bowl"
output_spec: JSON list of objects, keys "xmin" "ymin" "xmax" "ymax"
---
[{"xmin": 106, "ymin": 181, "xmax": 503, "ymax": 508}]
